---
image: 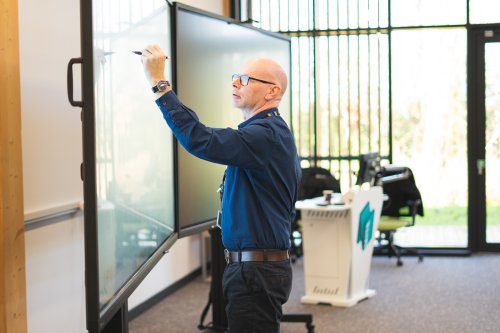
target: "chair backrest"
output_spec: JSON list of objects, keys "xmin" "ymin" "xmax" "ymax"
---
[
  {"xmin": 298, "ymin": 167, "xmax": 341, "ymax": 200},
  {"xmin": 356, "ymin": 152, "xmax": 382, "ymax": 186},
  {"xmin": 377, "ymin": 166, "xmax": 424, "ymax": 219}
]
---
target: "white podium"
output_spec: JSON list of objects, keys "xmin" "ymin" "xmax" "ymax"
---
[{"xmin": 296, "ymin": 186, "xmax": 383, "ymax": 307}]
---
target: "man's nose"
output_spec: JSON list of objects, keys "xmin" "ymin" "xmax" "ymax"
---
[{"xmin": 232, "ymin": 77, "xmax": 241, "ymax": 88}]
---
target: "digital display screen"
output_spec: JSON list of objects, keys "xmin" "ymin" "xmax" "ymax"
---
[{"xmin": 175, "ymin": 5, "xmax": 291, "ymax": 236}]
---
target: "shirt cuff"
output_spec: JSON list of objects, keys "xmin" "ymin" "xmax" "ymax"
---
[{"xmin": 155, "ymin": 90, "xmax": 182, "ymax": 111}]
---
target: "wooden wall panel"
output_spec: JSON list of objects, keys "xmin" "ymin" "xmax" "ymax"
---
[{"xmin": 0, "ymin": 0, "xmax": 28, "ymax": 330}]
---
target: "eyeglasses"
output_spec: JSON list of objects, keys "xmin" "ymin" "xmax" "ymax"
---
[{"xmin": 232, "ymin": 74, "xmax": 276, "ymax": 86}]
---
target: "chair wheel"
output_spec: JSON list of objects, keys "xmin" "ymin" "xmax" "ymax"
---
[
  {"xmin": 418, "ymin": 256, "xmax": 424, "ymax": 262},
  {"xmin": 397, "ymin": 260, "xmax": 403, "ymax": 266}
]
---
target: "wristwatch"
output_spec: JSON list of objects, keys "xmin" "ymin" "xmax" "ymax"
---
[{"xmin": 152, "ymin": 80, "xmax": 170, "ymax": 93}]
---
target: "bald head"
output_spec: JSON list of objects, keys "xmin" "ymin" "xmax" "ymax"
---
[
  {"xmin": 244, "ymin": 58, "xmax": 288, "ymax": 98},
  {"xmin": 232, "ymin": 58, "xmax": 288, "ymax": 119}
]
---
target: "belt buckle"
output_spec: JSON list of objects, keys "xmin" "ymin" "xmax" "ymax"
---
[{"xmin": 224, "ymin": 249, "xmax": 231, "ymax": 264}]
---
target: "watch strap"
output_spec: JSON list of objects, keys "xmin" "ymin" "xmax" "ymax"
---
[{"xmin": 152, "ymin": 80, "xmax": 170, "ymax": 93}]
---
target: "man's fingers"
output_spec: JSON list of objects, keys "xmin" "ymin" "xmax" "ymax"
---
[
  {"xmin": 143, "ymin": 44, "xmax": 167, "ymax": 60},
  {"xmin": 151, "ymin": 44, "xmax": 162, "ymax": 54}
]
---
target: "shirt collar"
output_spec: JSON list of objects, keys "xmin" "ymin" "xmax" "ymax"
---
[{"xmin": 238, "ymin": 108, "xmax": 280, "ymax": 129}]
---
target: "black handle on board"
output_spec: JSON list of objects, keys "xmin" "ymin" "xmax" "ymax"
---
[{"xmin": 67, "ymin": 57, "xmax": 84, "ymax": 107}]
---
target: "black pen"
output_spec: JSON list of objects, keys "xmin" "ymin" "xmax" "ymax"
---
[{"xmin": 132, "ymin": 51, "xmax": 168, "ymax": 59}]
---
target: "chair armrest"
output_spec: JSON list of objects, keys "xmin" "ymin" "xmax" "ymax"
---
[
  {"xmin": 407, "ymin": 199, "xmax": 422, "ymax": 225},
  {"xmin": 377, "ymin": 168, "xmax": 410, "ymax": 185}
]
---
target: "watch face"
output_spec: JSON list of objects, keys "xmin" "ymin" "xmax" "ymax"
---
[{"xmin": 158, "ymin": 80, "xmax": 170, "ymax": 91}]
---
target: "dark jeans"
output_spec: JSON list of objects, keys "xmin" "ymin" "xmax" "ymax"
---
[{"xmin": 222, "ymin": 260, "xmax": 292, "ymax": 333}]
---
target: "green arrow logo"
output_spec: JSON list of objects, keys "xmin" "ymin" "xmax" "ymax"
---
[{"xmin": 357, "ymin": 202, "xmax": 375, "ymax": 250}]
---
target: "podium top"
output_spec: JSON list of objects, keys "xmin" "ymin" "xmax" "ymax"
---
[
  {"xmin": 295, "ymin": 186, "xmax": 384, "ymax": 212},
  {"xmin": 295, "ymin": 195, "xmax": 349, "ymax": 211}
]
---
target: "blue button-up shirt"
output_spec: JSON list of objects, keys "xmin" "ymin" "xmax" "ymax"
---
[{"xmin": 156, "ymin": 91, "xmax": 301, "ymax": 250}]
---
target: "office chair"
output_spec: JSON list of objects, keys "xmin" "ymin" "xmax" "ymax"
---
[
  {"xmin": 291, "ymin": 167, "xmax": 341, "ymax": 262},
  {"xmin": 374, "ymin": 166, "xmax": 424, "ymax": 266}
]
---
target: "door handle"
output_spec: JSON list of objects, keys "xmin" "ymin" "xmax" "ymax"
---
[{"xmin": 67, "ymin": 57, "xmax": 83, "ymax": 107}]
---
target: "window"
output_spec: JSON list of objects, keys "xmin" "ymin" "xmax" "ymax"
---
[{"xmin": 241, "ymin": 0, "xmax": 500, "ymax": 249}]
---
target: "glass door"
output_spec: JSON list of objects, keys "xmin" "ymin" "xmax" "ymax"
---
[
  {"xmin": 391, "ymin": 28, "xmax": 468, "ymax": 249},
  {"xmin": 484, "ymin": 41, "xmax": 500, "ymax": 246},
  {"xmin": 468, "ymin": 26, "xmax": 500, "ymax": 251}
]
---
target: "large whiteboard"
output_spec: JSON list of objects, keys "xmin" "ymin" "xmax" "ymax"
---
[{"xmin": 90, "ymin": 0, "xmax": 175, "ymax": 310}]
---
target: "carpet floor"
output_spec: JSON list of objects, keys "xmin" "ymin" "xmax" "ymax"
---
[{"xmin": 129, "ymin": 253, "xmax": 500, "ymax": 333}]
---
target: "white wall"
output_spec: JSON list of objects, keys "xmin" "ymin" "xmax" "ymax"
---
[
  {"xmin": 24, "ymin": 215, "xmax": 86, "ymax": 333},
  {"xmin": 19, "ymin": 0, "xmax": 225, "ymax": 332},
  {"xmin": 179, "ymin": 0, "xmax": 224, "ymax": 13},
  {"xmin": 19, "ymin": 0, "xmax": 83, "ymax": 215}
]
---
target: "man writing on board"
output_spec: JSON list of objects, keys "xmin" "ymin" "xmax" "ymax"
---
[{"xmin": 141, "ymin": 44, "xmax": 301, "ymax": 333}]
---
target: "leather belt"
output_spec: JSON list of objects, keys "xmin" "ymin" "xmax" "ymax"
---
[{"xmin": 224, "ymin": 249, "xmax": 289, "ymax": 264}]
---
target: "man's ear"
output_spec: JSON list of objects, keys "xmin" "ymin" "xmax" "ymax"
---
[{"xmin": 265, "ymin": 86, "xmax": 281, "ymax": 100}]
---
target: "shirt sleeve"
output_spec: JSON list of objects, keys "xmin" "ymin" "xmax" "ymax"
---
[{"xmin": 156, "ymin": 91, "xmax": 276, "ymax": 169}]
